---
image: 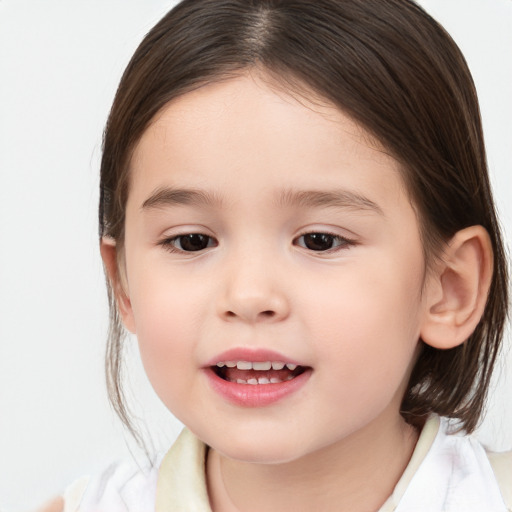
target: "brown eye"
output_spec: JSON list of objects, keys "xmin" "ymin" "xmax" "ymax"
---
[
  {"xmin": 177, "ymin": 234, "xmax": 212, "ymax": 251},
  {"xmin": 295, "ymin": 233, "xmax": 353, "ymax": 252},
  {"xmin": 302, "ymin": 233, "xmax": 335, "ymax": 251},
  {"xmin": 161, "ymin": 233, "xmax": 216, "ymax": 252}
]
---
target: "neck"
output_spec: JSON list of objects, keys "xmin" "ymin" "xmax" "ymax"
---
[{"xmin": 206, "ymin": 410, "xmax": 419, "ymax": 512}]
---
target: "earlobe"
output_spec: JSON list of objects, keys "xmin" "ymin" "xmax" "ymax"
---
[
  {"xmin": 100, "ymin": 237, "xmax": 136, "ymax": 333},
  {"xmin": 420, "ymin": 226, "xmax": 493, "ymax": 350}
]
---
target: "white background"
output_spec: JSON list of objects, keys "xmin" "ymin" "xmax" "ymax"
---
[{"xmin": 0, "ymin": 1, "xmax": 511, "ymax": 510}]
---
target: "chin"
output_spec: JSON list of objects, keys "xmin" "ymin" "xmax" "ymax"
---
[{"xmin": 208, "ymin": 431, "xmax": 309, "ymax": 465}]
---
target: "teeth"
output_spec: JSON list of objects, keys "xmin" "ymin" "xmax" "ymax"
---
[
  {"xmin": 216, "ymin": 360, "xmax": 301, "ymax": 371},
  {"xmin": 253, "ymin": 361, "xmax": 272, "ymax": 370},
  {"xmin": 229, "ymin": 376, "xmax": 292, "ymax": 384}
]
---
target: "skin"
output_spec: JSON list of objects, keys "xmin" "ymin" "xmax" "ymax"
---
[
  {"xmin": 35, "ymin": 497, "xmax": 63, "ymax": 512},
  {"xmin": 101, "ymin": 72, "xmax": 493, "ymax": 511}
]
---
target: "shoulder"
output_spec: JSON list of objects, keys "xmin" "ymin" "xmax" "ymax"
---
[
  {"xmin": 63, "ymin": 457, "xmax": 161, "ymax": 512},
  {"xmin": 392, "ymin": 416, "xmax": 511, "ymax": 512},
  {"xmin": 487, "ymin": 448, "xmax": 512, "ymax": 471},
  {"xmin": 61, "ymin": 428, "xmax": 206, "ymax": 512},
  {"xmin": 487, "ymin": 450, "xmax": 512, "ymax": 511},
  {"xmin": 433, "ymin": 419, "xmax": 511, "ymax": 509}
]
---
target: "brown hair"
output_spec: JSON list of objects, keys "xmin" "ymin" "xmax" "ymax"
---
[{"xmin": 100, "ymin": 0, "xmax": 509, "ymax": 440}]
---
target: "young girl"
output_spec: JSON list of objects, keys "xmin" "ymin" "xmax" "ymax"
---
[{"xmin": 42, "ymin": 0, "xmax": 511, "ymax": 510}]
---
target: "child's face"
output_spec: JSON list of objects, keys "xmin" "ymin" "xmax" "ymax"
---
[{"xmin": 120, "ymin": 73, "xmax": 429, "ymax": 463}]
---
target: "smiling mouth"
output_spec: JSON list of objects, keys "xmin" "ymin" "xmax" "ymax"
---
[{"xmin": 212, "ymin": 360, "xmax": 308, "ymax": 384}]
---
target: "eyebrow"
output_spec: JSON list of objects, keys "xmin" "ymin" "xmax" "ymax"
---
[
  {"xmin": 276, "ymin": 188, "xmax": 384, "ymax": 215},
  {"xmin": 141, "ymin": 186, "xmax": 384, "ymax": 216},
  {"xmin": 141, "ymin": 187, "xmax": 223, "ymax": 210}
]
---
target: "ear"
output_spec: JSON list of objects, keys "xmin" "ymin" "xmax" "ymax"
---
[
  {"xmin": 100, "ymin": 237, "xmax": 136, "ymax": 333},
  {"xmin": 420, "ymin": 226, "xmax": 493, "ymax": 349}
]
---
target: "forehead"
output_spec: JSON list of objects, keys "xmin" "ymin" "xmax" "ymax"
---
[{"xmin": 129, "ymin": 73, "xmax": 407, "ymax": 212}]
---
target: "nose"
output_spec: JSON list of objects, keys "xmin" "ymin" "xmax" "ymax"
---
[{"xmin": 217, "ymin": 252, "xmax": 290, "ymax": 324}]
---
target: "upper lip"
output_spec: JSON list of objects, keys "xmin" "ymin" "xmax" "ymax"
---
[{"xmin": 203, "ymin": 347, "xmax": 305, "ymax": 368}]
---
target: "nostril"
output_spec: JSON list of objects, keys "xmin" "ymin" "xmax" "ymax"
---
[
  {"xmin": 225, "ymin": 310, "xmax": 275, "ymax": 318},
  {"xmin": 222, "ymin": 308, "xmax": 283, "ymax": 322}
]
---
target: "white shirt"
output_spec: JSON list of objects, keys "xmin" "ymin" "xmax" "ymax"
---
[{"xmin": 64, "ymin": 416, "xmax": 510, "ymax": 511}]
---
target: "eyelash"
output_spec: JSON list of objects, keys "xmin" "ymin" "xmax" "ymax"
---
[{"xmin": 158, "ymin": 231, "xmax": 356, "ymax": 254}]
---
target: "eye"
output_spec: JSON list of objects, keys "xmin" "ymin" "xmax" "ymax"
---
[
  {"xmin": 295, "ymin": 232, "xmax": 353, "ymax": 252},
  {"xmin": 159, "ymin": 233, "xmax": 217, "ymax": 252}
]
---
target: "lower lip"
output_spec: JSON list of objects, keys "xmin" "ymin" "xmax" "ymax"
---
[{"xmin": 204, "ymin": 367, "xmax": 312, "ymax": 407}]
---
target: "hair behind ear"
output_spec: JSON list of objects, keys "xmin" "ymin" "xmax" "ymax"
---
[
  {"xmin": 99, "ymin": 237, "xmax": 147, "ymax": 453},
  {"xmin": 403, "ymin": 227, "xmax": 505, "ymax": 432}
]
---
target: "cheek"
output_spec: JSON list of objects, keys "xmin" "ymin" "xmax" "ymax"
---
[
  {"xmin": 127, "ymin": 267, "xmax": 208, "ymax": 396},
  {"xmin": 302, "ymin": 253, "xmax": 424, "ymax": 398}
]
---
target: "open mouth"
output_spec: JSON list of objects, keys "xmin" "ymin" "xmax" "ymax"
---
[{"xmin": 212, "ymin": 360, "xmax": 308, "ymax": 384}]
